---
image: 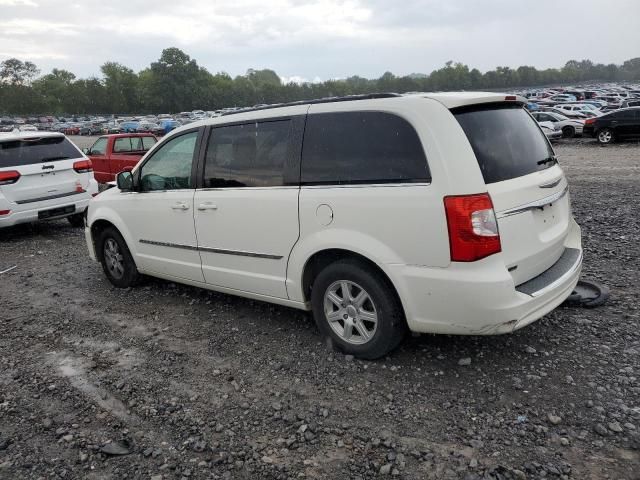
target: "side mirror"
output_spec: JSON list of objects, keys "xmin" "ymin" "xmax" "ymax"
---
[
  {"xmin": 116, "ymin": 171, "xmax": 134, "ymax": 191},
  {"xmin": 82, "ymin": 147, "xmax": 90, "ymax": 154}
]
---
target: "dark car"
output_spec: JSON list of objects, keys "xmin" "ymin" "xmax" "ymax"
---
[{"xmin": 583, "ymin": 107, "xmax": 640, "ymax": 144}]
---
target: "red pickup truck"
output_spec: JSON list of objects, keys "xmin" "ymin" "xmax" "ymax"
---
[{"xmin": 84, "ymin": 134, "xmax": 157, "ymax": 183}]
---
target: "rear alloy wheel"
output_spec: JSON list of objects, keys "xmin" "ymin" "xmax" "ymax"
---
[
  {"xmin": 311, "ymin": 259, "xmax": 406, "ymax": 360},
  {"xmin": 562, "ymin": 126, "xmax": 575, "ymax": 138},
  {"xmin": 97, "ymin": 226, "xmax": 140, "ymax": 288},
  {"xmin": 597, "ymin": 128, "xmax": 614, "ymax": 144}
]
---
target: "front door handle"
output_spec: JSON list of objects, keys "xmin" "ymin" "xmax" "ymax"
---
[
  {"xmin": 197, "ymin": 203, "xmax": 218, "ymax": 211},
  {"xmin": 171, "ymin": 202, "xmax": 190, "ymax": 210}
]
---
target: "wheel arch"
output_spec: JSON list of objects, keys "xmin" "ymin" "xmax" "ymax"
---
[{"xmin": 300, "ymin": 248, "xmax": 406, "ymax": 320}]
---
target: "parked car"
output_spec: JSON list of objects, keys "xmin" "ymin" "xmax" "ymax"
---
[
  {"xmin": 85, "ymin": 93, "xmax": 582, "ymax": 359},
  {"xmin": 553, "ymin": 104, "xmax": 601, "ymax": 118},
  {"xmin": 102, "ymin": 123, "xmax": 121, "ymax": 134},
  {"xmin": 85, "ymin": 133, "xmax": 157, "ymax": 183},
  {"xmin": 119, "ymin": 121, "xmax": 140, "ymax": 133},
  {"xmin": 136, "ymin": 122, "xmax": 164, "ymax": 136},
  {"xmin": 546, "ymin": 108, "xmax": 588, "ymax": 120},
  {"xmin": 583, "ymin": 107, "xmax": 640, "ymax": 144},
  {"xmin": 159, "ymin": 119, "xmax": 181, "ymax": 135},
  {"xmin": 538, "ymin": 121, "xmax": 563, "ymax": 141},
  {"xmin": 0, "ymin": 131, "xmax": 98, "ymax": 228},
  {"xmin": 621, "ymin": 99, "xmax": 640, "ymax": 108},
  {"xmin": 547, "ymin": 94, "xmax": 577, "ymax": 103},
  {"xmin": 18, "ymin": 124, "xmax": 38, "ymax": 132},
  {"xmin": 531, "ymin": 111, "xmax": 584, "ymax": 137}
]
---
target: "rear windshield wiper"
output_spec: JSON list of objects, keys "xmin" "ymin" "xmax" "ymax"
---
[
  {"xmin": 537, "ymin": 156, "xmax": 558, "ymax": 166},
  {"xmin": 40, "ymin": 156, "xmax": 70, "ymax": 162}
]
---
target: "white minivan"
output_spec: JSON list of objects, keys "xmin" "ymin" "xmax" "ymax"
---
[
  {"xmin": 1, "ymin": 131, "xmax": 98, "ymax": 228},
  {"xmin": 85, "ymin": 93, "xmax": 582, "ymax": 359}
]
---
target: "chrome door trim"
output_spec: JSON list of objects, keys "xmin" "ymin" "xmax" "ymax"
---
[
  {"xmin": 198, "ymin": 246, "xmax": 283, "ymax": 260},
  {"xmin": 139, "ymin": 239, "xmax": 282, "ymax": 260},
  {"xmin": 496, "ymin": 185, "xmax": 569, "ymax": 219}
]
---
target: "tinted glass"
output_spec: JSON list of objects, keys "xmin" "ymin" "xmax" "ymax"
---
[
  {"xmin": 203, "ymin": 120, "xmax": 291, "ymax": 188},
  {"xmin": 0, "ymin": 136, "xmax": 82, "ymax": 168},
  {"xmin": 90, "ymin": 137, "xmax": 108, "ymax": 155},
  {"xmin": 142, "ymin": 137, "xmax": 156, "ymax": 150},
  {"xmin": 139, "ymin": 131, "xmax": 197, "ymax": 191},
  {"xmin": 113, "ymin": 137, "xmax": 132, "ymax": 152},
  {"xmin": 301, "ymin": 111, "xmax": 429, "ymax": 185},
  {"xmin": 454, "ymin": 105, "xmax": 554, "ymax": 184}
]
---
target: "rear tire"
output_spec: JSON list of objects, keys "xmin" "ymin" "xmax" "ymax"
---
[
  {"xmin": 311, "ymin": 259, "xmax": 406, "ymax": 360},
  {"xmin": 597, "ymin": 128, "xmax": 614, "ymax": 144},
  {"xmin": 67, "ymin": 213, "xmax": 84, "ymax": 228},
  {"xmin": 96, "ymin": 226, "xmax": 140, "ymax": 288}
]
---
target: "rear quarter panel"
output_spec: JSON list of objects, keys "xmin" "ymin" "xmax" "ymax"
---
[{"xmin": 286, "ymin": 97, "xmax": 489, "ymax": 303}]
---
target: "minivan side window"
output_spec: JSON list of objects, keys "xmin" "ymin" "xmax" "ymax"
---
[
  {"xmin": 203, "ymin": 120, "xmax": 291, "ymax": 188},
  {"xmin": 139, "ymin": 131, "xmax": 198, "ymax": 191},
  {"xmin": 301, "ymin": 111, "xmax": 430, "ymax": 185}
]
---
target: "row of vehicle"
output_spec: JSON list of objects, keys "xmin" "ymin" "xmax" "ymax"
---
[{"xmin": 1, "ymin": 92, "xmax": 585, "ymax": 359}]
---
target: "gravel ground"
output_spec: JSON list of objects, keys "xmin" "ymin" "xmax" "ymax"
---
[{"xmin": 1, "ymin": 138, "xmax": 639, "ymax": 480}]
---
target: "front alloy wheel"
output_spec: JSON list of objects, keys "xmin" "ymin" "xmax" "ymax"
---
[{"xmin": 103, "ymin": 238, "xmax": 125, "ymax": 280}]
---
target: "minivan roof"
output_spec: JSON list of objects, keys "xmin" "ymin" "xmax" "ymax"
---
[{"xmin": 166, "ymin": 91, "xmax": 527, "ymax": 139}]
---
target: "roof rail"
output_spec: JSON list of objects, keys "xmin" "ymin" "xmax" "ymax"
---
[{"xmin": 222, "ymin": 93, "xmax": 401, "ymax": 116}]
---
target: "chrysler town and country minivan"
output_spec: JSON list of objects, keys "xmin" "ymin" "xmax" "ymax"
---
[{"xmin": 85, "ymin": 93, "xmax": 582, "ymax": 359}]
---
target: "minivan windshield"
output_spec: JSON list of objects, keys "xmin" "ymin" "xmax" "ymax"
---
[
  {"xmin": 0, "ymin": 136, "xmax": 82, "ymax": 168},
  {"xmin": 454, "ymin": 104, "xmax": 555, "ymax": 184}
]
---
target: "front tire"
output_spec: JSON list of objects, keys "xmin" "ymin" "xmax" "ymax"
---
[
  {"xmin": 597, "ymin": 128, "xmax": 614, "ymax": 144},
  {"xmin": 311, "ymin": 259, "xmax": 406, "ymax": 360},
  {"xmin": 96, "ymin": 226, "xmax": 140, "ymax": 288}
]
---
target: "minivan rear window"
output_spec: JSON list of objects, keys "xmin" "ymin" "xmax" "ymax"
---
[
  {"xmin": 0, "ymin": 136, "xmax": 82, "ymax": 168},
  {"xmin": 453, "ymin": 104, "xmax": 554, "ymax": 184}
]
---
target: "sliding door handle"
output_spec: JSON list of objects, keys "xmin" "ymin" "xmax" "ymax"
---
[
  {"xmin": 197, "ymin": 203, "xmax": 218, "ymax": 211},
  {"xmin": 171, "ymin": 202, "xmax": 190, "ymax": 210}
]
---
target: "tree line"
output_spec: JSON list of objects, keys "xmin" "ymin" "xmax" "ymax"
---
[{"xmin": 1, "ymin": 48, "xmax": 639, "ymax": 115}]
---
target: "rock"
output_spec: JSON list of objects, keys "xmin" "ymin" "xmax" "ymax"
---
[
  {"xmin": 608, "ymin": 422, "xmax": 623, "ymax": 433},
  {"xmin": 344, "ymin": 355, "xmax": 354, "ymax": 362},
  {"xmin": 380, "ymin": 463, "xmax": 393, "ymax": 475},
  {"xmin": 62, "ymin": 434, "xmax": 73, "ymax": 442},
  {"xmin": 560, "ymin": 437, "xmax": 570, "ymax": 446},
  {"xmin": 547, "ymin": 414, "xmax": 562, "ymax": 425},
  {"xmin": 261, "ymin": 456, "xmax": 274, "ymax": 464},
  {"xmin": 594, "ymin": 424, "xmax": 609, "ymax": 436},
  {"xmin": 469, "ymin": 458, "xmax": 478, "ymax": 468},
  {"xmin": 272, "ymin": 402, "xmax": 283, "ymax": 411},
  {"xmin": 458, "ymin": 357, "xmax": 472, "ymax": 366},
  {"xmin": 42, "ymin": 418, "xmax": 53, "ymax": 429},
  {"xmin": 524, "ymin": 346, "xmax": 536, "ymax": 354},
  {"xmin": 100, "ymin": 439, "xmax": 133, "ymax": 456}
]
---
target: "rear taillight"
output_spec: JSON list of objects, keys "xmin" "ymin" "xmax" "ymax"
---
[
  {"xmin": 444, "ymin": 193, "xmax": 501, "ymax": 262},
  {"xmin": 73, "ymin": 159, "xmax": 93, "ymax": 173},
  {"xmin": 0, "ymin": 210, "xmax": 11, "ymax": 216},
  {"xmin": 0, "ymin": 170, "xmax": 21, "ymax": 186},
  {"xmin": 584, "ymin": 118, "xmax": 596, "ymax": 125}
]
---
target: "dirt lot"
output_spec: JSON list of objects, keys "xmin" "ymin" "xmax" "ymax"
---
[{"xmin": 1, "ymin": 138, "xmax": 639, "ymax": 480}]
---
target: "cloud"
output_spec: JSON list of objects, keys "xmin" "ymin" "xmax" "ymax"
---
[{"xmin": 0, "ymin": 0, "xmax": 638, "ymax": 81}]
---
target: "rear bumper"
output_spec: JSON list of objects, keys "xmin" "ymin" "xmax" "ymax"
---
[
  {"xmin": 389, "ymin": 218, "xmax": 582, "ymax": 335},
  {"xmin": 0, "ymin": 180, "xmax": 98, "ymax": 228}
]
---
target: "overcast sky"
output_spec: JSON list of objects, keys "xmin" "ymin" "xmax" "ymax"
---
[{"xmin": 1, "ymin": 0, "xmax": 639, "ymax": 82}]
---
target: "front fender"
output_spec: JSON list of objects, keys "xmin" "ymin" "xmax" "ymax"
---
[{"xmin": 87, "ymin": 203, "xmax": 138, "ymax": 260}]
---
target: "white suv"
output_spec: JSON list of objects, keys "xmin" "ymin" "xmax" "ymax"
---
[
  {"xmin": 85, "ymin": 93, "xmax": 582, "ymax": 359},
  {"xmin": 1, "ymin": 131, "xmax": 98, "ymax": 228}
]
